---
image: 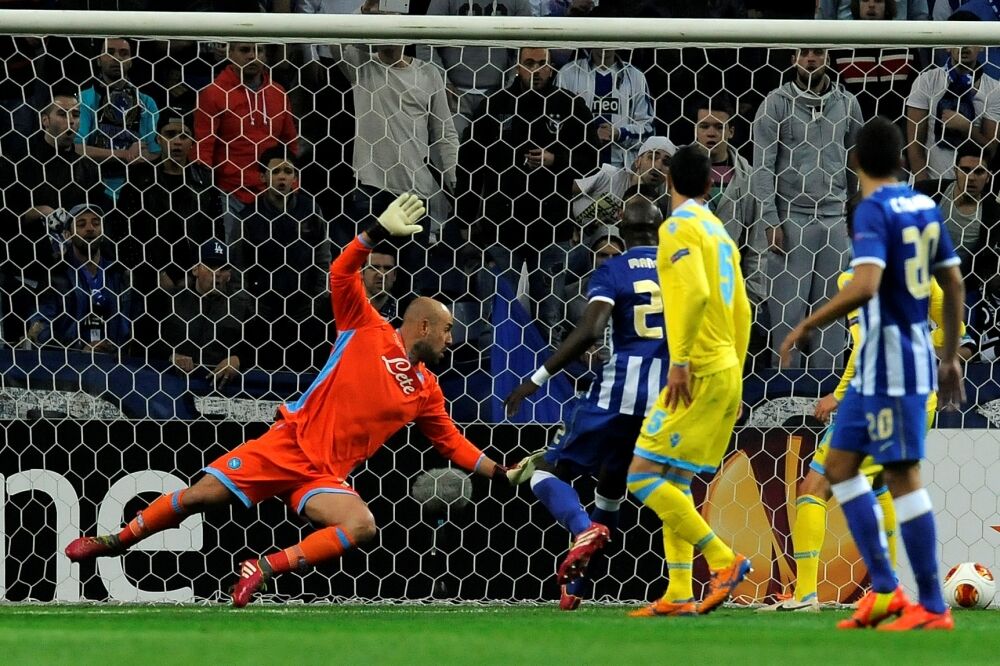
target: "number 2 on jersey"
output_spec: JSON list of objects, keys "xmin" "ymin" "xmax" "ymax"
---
[
  {"xmin": 902, "ymin": 223, "xmax": 940, "ymax": 299},
  {"xmin": 632, "ymin": 279, "xmax": 664, "ymax": 339}
]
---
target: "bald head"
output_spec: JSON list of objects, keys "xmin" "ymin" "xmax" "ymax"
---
[
  {"xmin": 403, "ymin": 296, "xmax": 450, "ymax": 324},
  {"xmin": 401, "ymin": 297, "xmax": 454, "ymax": 365},
  {"xmin": 620, "ymin": 197, "xmax": 662, "ymax": 247}
]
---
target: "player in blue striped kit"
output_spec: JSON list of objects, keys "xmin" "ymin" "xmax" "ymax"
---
[
  {"xmin": 780, "ymin": 117, "xmax": 965, "ymax": 631},
  {"xmin": 504, "ymin": 197, "xmax": 667, "ymax": 610}
]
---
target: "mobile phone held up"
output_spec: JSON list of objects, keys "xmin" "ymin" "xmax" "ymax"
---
[{"xmin": 378, "ymin": 0, "xmax": 410, "ymax": 13}]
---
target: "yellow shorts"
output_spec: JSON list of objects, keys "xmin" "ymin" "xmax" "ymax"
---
[
  {"xmin": 634, "ymin": 364, "xmax": 741, "ymax": 473},
  {"xmin": 810, "ymin": 391, "xmax": 937, "ymax": 479}
]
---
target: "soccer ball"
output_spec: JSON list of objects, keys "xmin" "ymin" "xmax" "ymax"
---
[{"xmin": 942, "ymin": 562, "xmax": 996, "ymax": 609}]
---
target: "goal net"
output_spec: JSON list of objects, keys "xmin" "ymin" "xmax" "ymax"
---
[{"xmin": 1, "ymin": 10, "xmax": 998, "ymax": 605}]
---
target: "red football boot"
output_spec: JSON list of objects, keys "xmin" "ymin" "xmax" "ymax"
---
[
  {"xmin": 65, "ymin": 535, "xmax": 124, "ymax": 563},
  {"xmin": 232, "ymin": 559, "xmax": 272, "ymax": 608},
  {"xmin": 556, "ymin": 523, "xmax": 610, "ymax": 585},
  {"xmin": 559, "ymin": 584, "xmax": 583, "ymax": 611}
]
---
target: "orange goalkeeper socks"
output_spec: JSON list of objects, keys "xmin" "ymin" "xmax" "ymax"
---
[
  {"xmin": 264, "ymin": 526, "xmax": 355, "ymax": 575},
  {"xmin": 117, "ymin": 490, "xmax": 188, "ymax": 548}
]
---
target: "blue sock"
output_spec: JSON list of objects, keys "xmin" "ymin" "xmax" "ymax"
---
[
  {"xmin": 531, "ymin": 472, "xmax": 591, "ymax": 536},
  {"xmin": 831, "ymin": 474, "xmax": 897, "ymax": 593},
  {"xmin": 896, "ymin": 490, "xmax": 947, "ymax": 614}
]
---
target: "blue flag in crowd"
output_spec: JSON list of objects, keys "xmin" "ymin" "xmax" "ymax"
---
[{"xmin": 490, "ymin": 274, "xmax": 573, "ymax": 423}]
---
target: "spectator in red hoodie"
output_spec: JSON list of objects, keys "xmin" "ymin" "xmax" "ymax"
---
[{"xmin": 194, "ymin": 41, "xmax": 298, "ymax": 239}]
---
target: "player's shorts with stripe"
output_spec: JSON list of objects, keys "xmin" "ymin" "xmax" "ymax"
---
[
  {"xmin": 544, "ymin": 398, "xmax": 644, "ymax": 476},
  {"xmin": 634, "ymin": 364, "xmax": 741, "ymax": 473},
  {"xmin": 204, "ymin": 420, "xmax": 357, "ymax": 515},
  {"xmin": 829, "ymin": 387, "xmax": 932, "ymax": 465},
  {"xmin": 811, "ymin": 391, "xmax": 936, "ymax": 477}
]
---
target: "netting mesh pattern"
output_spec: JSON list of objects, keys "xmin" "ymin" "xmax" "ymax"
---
[{"xmin": 1, "ymin": 22, "xmax": 999, "ymax": 604}]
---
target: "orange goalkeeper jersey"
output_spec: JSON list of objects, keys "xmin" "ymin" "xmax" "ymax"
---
[{"xmin": 276, "ymin": 235, "xmax": 486, "ymax": 480}]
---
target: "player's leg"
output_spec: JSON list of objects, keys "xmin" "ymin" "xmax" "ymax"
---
[
  {"xmin": 659, "ymin": 467, "xmax": 696, "ymax": 605},
  {"xmin": 232, "ymin": 490, "xmax": 375, "ymax": 608},
  {"xmin": 869, "ymin": 471, "xmax": 898, "ymax": 569},
  {"xmin": 877, "ymin": 460, "xmax": 952, "ymax": 630},
  {"xmin": 562, "ymin": 464, "xmax": 625, "ymax": 609},
  {"xmin": 782, "ymin": 469, "xmax": 830, "ymax": 609},
  {"xmin": 65, "ymin": 473, "xmax": 234, "ymax": 562}
]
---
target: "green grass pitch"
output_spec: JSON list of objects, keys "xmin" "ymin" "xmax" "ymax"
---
[{"xmin": 1, "ymin": 605, "xmax": 997, "ymax": 665}]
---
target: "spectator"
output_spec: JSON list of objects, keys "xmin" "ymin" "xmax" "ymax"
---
[
  {"xmin": 460, "ymin": 46, "xmax": 597, "ymax": 257},
  {"xmin": 689, "ymin": 94, "xmax": 769, "ymax": 366},
  {"xmin": 829, "ymin": 1, "xmax": 918, "ymax": 122},
  {"xmin": 818, "ymin": 0, "xmax": 928, "ymax": 19},
  {"xmin": 417, "ymin": 0, "xmax": 533, "ymax": 138},
  {"xmin": 157, "ymin": 240, "xmax": 253, "ymax": 388},
  {"xmin": 75, "ymin": 37, "xmax": 161, "ymax": 199},
  {"xmin": 334, "ymin": 1, "xmax": 458, "ymax": 253},
  {"xmin": 964, "ymin": 273, "xmax": 1000, "ymax": 362},
  {"xmin": 334, "ymin": 0, "xmax": 458, "ymax": 254},
  {"xmin": 0, "ymin": 91, "xmax": 106, "ymax": 344},
  {"xmin": 942, "ymin": 3, "xmax": 1000, "ymax": 82},
  {"xmin": 555, "ymin": 48, "xmax": 655, "ymax": 168},
  {"xmin": 569, "ymin": 135, "xmax": 673, "ymax": 230},
  {"xmin": 362, "ymin": 245, "xmax": 399, "ymax": 323},
  {"xmin": 113, "ymin": 112, "xmax": 223, "ymax": 295},
  {"xmin": 194, "ymin": 41, "xmax": 299, "ymax": 237},
  {"xmin": 915, "ymin": 142, "xmax": 1000, "ymax": 280},
  {"xmin": 26, "ymin": 203, "xmax": 132, "ymax": 353},
  {"xmin": 535, "ymin": 0, "xmax": 598, "ymax": 67},
  {"xmin": 112, "ymin": 112, "xmax": 224, "ymax": 354},
  {"xmin": 906, "ymin": 45, "xmax": 1000, "ymax": 182},
  {"xmin": 752, "ymin": 47, "xmax": 864, "ymax": 367},
  {"xmin": 238, "ymin": 146, "xmax": 332, "ymax": 372}
]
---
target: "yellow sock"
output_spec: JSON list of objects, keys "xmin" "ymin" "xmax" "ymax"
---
[
  {"xmin": 875, "ymin": 486, "xmax": 897, "ymax": 569},
  {"xmin": 662, "ymin": 481, "xmax": 695, "ymax": 602},
  {"xmin": 627, "ymin": 472, "xmax": 735, "ymax": 570},
  {"xmin": 791, "ymin": 494, "xmax": 827, "ymax": 602}
]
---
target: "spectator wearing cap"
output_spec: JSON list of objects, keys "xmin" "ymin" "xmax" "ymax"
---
[
  {"xmin": 26, "ymin": 203, "xmax": 133, "ymax": 353},
  {"xmin": 75, "ymin": 37, "xmax": 161, "ymax": 199},
  {"xmin": 569, "ymin": 135, "xmax": 673, "ymax": 231},
  {"xmin": 1, "ymin": 89, "xmax": 106, "ymax": 344},
  {"xmin": 689, "ymin": 94, "xmax": 769, "ymax": 366},
  {"xmin": 555, "ymin": 47, "xmax": 655, "ymax": 168},
  {"xmin": 237, "ymin": 146, "xmax": 332, "ymax": 372},
  {"xmin": 157, "ymin": 240, "xmax": 254, "ymax": 388}
]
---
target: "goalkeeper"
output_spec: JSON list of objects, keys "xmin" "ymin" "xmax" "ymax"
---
[{"xmin": 66, "ymin": 194, "xmax": 514, "ymax": 607}]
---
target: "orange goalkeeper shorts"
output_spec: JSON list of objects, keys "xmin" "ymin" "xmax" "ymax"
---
[{"xmin": 204, "ymin": 420, "xmax": 357, "ymax": 515}]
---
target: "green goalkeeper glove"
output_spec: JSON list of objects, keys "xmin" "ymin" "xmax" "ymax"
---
[{"xmin": 377, "ymin": 193, "xmax": 425, "ymax": 237}]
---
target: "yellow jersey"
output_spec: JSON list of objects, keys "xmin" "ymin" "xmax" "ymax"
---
[{"xmin": 656, "ymin": 199, "xmax": 751, "ymax": 377}]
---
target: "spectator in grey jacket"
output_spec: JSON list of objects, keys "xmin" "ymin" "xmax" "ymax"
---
[
  {"xmin": 335, "ymin": 0, "xmax": 459, "ymax": 249},
  {"xmin": 417, "ymin": 0, "xmax": 533, "ymax": 138},
  {"xmin": 690, "ymin": 94, "xmax": 769, "ymax": 367},
  {"xmin": 752, "ymin": 47, "xmax": 864, "ymax": 368}
]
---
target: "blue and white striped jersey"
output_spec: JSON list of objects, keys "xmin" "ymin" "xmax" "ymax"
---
[
  {"xmin": 584, "ymin": 246, "xmax": 669, "ymax": 416},
  {"xmin": 850, "ymin": 183, "xmax": 961, "ymax": 397},
  {"xmin": 555, "ymin": 57, "xmax": 655, "ymax": 168}
]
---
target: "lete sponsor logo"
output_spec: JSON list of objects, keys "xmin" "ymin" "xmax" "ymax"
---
[{"xmin": 381, "ymin": 356, "xmax": 418, "ymax": 395}]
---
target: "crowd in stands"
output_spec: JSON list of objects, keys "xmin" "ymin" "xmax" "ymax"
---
[{"xmin": 2, "ymin": 0, "xmax": 1000, "ymax": 397}]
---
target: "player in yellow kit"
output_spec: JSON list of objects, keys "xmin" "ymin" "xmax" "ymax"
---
[
  {"xmin": 760, "ymin": 272, "xmax": 966, "ymax": 611},
  {"xmin": 626, "ymin": 144, "xmax": 752, "ymax": 617}
]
